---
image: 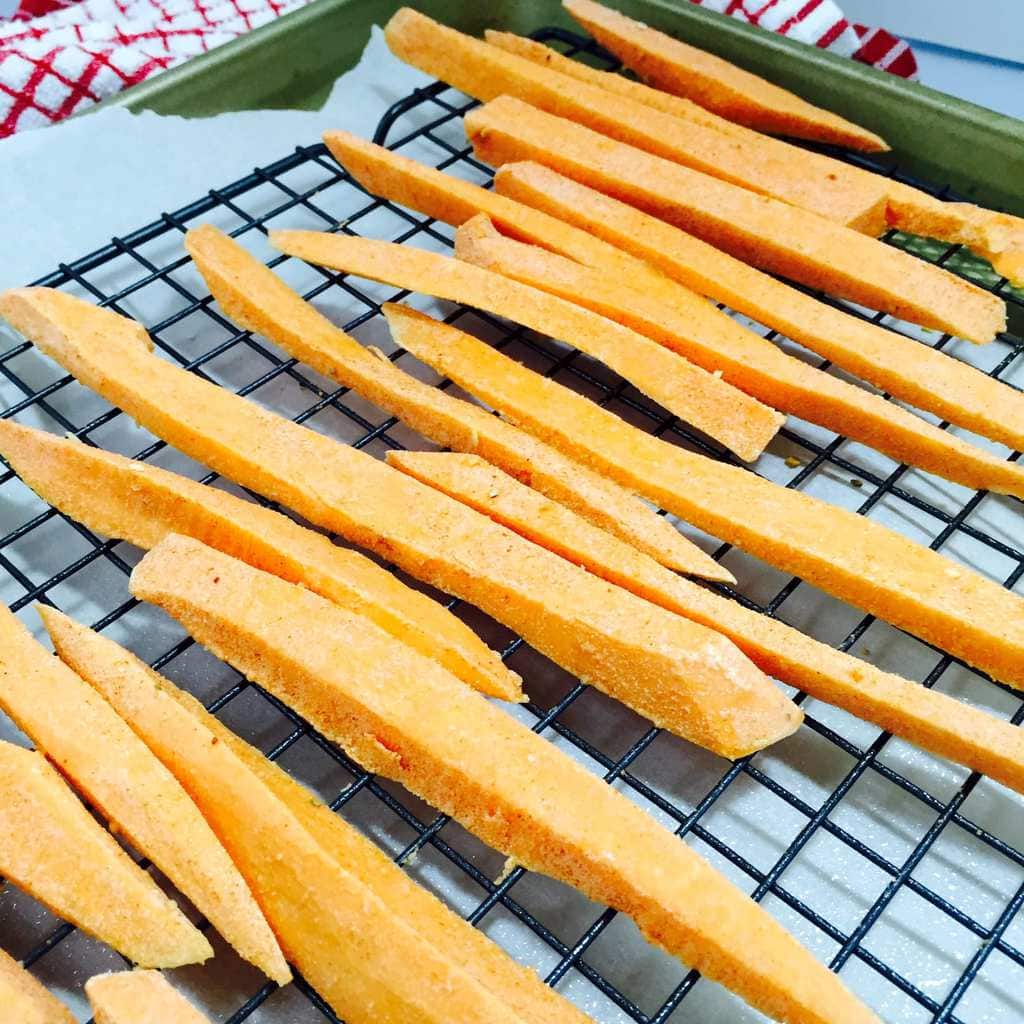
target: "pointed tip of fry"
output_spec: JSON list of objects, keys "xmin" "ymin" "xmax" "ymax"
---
[
  {"xmin": 35, "ymin": 602, "xmax": 77, "ymax": 650},
  {"xmin": 454, "ymin": 214, "xmax": 502, "ymax": 258},
  {"xmin": 183, "ymin": 222, "xmax": 230, "ymax": 259},
  {"xmin": 268, "ymin": 229, "xmax": 328, "ymax": 267},
  {"xmin": 0, "ymin": 287, "xmax": 154, "ymax": 358}
]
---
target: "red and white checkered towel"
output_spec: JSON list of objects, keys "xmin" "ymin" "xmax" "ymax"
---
[{"xmin": 0, "ymin": 0, "xmax": 915, "ymax": 139}]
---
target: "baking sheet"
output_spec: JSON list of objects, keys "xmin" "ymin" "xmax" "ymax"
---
[{"xmin": 2, "ymin": 24, "xmax": 1024, "ymax": 1024}]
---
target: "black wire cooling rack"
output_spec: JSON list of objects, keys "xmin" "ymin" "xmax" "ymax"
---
[{"xmin": 3, "ymin": 27, "xmax": 1024, "ymax": 1024}]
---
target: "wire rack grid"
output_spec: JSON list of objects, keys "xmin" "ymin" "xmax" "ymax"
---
[{"xmin": 2, "ymin": 26, "xmax": 1024, "ymax": 1024}]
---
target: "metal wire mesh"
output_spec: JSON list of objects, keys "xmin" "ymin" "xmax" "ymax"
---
[{"xmin": 2, "ymin": 27, "xmax": 1024, "ymax": 1024}]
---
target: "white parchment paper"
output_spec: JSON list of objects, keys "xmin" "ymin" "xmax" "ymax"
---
[{"xmin": 0, "ymin": 26, "xmax": 431, "ymax": 289}]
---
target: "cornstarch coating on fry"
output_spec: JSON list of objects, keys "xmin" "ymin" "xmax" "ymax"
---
[
  {"xmin": 270, "ymin": 230, "xmax": 783, "ymax": 461},
  {"xmin": 387, "ymin": 9, "xmax": 887, "ymax": 231},
  {"xmin": 186, "ymin": 223, "xmax": 728, "ymax": 581},
  {"xmin": 324, "ymin": 134, "xmax": 1024, "ymax": 451},
  {"xmin": 128, "ymin": 534, "xmax": 879, "ymax": 1024},
  {"xmin": 385, "ymin": 304, "xmax": 1024, "ymax": 692},
  {"xmin": 44, "ymin": 614, "xmax": 544, "ymax": 1024},
  {"xmin": 389, "ymin": 449, "xmax": 1024, "ymax": 794},
  {"xmin": 0, "ymin": 949, "xmax": 75, "ymax": 1024},
  {"xmin": 0, "ymin": 420, "xmax": 518, "ymax": 701},
  {"xmin": 0, "ymin": 739, "xmax": 209, "ymax": 968},
  {"xmin": 455, "ymin": 215, "xmax": 1024, "ymax": 498},
  {"xmin": 483, "ymin": 26, "xmax": 1024, "ymax": 282},
  {"xmin": 86, "ymin": 971, "xmax": 211, "ymax": 1024},
  {"xmin": 0, "ymin": 287, "xmax": 798, "ymax": 757},
  {"xmin": 563, "ymin": 0, "xmax": 887, "ymax": 151},
  {"xmin": 494, "ymin": 162, "xmax": 1024, "ymax": 450},
  {"xmin": 465, "ymin": 96, "xmax": 1005, "ymax": 343},
  {"xmin": 149, "ymin": 658, "xmax": 596, "ymax": 1024},
  {"xmin": 0, "ymin": 604, "xmax": 287, "ymax": 983}
]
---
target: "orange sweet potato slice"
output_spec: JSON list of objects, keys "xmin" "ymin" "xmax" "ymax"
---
[
  {"xmin": 464, "ymin": 96, "xmax": 1005, "ymax": 343},
  {"xmin": 385, "ymin": 303, "xmax": 1024, "ymax": 691},
  {"xmin": 42, "ymin": 613, "xmax": 540, "ymax": 1024},
  {"xmin": 269, "ymin": 230, "xmax": 783, "ymax": 461},
  {"xmin": 0, "ymin": 739, "xmax": 208, "ymax": 969},
  {"xmin": 456, "ymin": 217, "xmax": 1024, "ymax": 498},
  {"xmin": 386, "ymin": 9, "xmax": 887, "ymax": 232},
  {"xmin": 390, "ymin": 449, "xmax": 1024, "ymax": 793},
  {"xmin": 484, "ymin": 27, "xmax": 1024, "ymax": 281},
  {"xmin": 324, "ymin": 133, "xmax": 1024, "ymax": 449},
  {"xmin": 485, "ymin": 29, "xmax": 750, "ymax": 138},
  {"xmin": 0, "ymin": 605, "xmax": 288, "ymax": 983},
  {"xmin": 494, "ymin": 162, "xmax": 1024, "ymax": 450},
  {"xmin": 0, "ymin": 949, "xmax": 74, "ymax": 1024},
  {"xmin": 0, "ymin": 420, "xmax": 518, "ymax": 702},
  {"xmin": 0, "ymin": 288, "xmax": 797, "ymax": 757},
  {"xmin": 185, "ymin": 223, "xmax": 728, "ymax": 581},
  {"xmin": 127, "ymin": 534, "xmax": 878, "ymax": 1024},
  {"xmin": 146, "ymin": 655, "xmax": 595, "ymax": 1024},
  {"xmin": 563, "ymin": 0, "xmax": 887, "ymax": 151},
  {"xmin": 86, "ymin": 971, "xmax": 210, "ymax": 1024}
]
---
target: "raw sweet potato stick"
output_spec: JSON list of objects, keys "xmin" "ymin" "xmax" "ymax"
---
[
  {"xmin": 324, "ymin": 133, "xmax": 1024, "ymax": 452},
  {"xmin": 269, "ymin": 230, "xmax": 783, "ymax": 461},
  {"xmin": 0, "ymin": 949, "xmax": 75, "ymax": 1024},
  {"xmin": 563, "ymin": 0, "xmax": 887, "ymax": 150},
  {"xmin": 563, "ymin": 0, "xmax": 1023, "ymax": 278},
  {"xmin": 127, "ymin": 533, "xmax": 879, "ymax": 1024},
  {"xmin": 0, "ymin": 419, "xmax": 519, "ymax": 701},
  {"xmin": 86, "ymin": 972, "xmax": 211, "ymax": 1024},
  {"xmin": 0, "ymin": 604, "xmax": 289, "ymax": 983},
  {"xmin": 455, "ymin": 215, "xmax": 1024, "ymax": 497},
  {"xmin": 386, "ymin": 9, "xmax": 888, "ymax": 232},
  {"xmin": 481, "ymin": 26, "xmax": 1024, "ymax": 283},
  {"xmin": 0, "ymin": 739, "xmax": 209, "ymax": 969},
  {"xmin": 185, "ymin": 223, "xmax": 729, "ymax": 581},
  {"xmin": 389, "ymin": 450, "xmax": 1024, "ymax": 793},
  {"xmin": 465, "ymin": 96, "xmax": 1005, "ymax": 343},
  {"xmin": 42, "ymin": 611, "xmax": 551, "ymax": 1024},
  {"xmin": 47, "ymin": 610, "xmax": 593, "ymax": 1024},
  {"xmin": 384, "ymin": 303, "xmax": 1024, "ymax": 691},
  {"xmin": 0, "ymin": 287, "xmax": 798, "ymax": 758}
]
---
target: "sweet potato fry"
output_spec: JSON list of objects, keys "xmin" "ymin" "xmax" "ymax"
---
[
  {"xmin": 128, "ymin": 534, "xmax": 878, "ymax": 1024},
  {"xmin": 185, "ymin": 223, "xmax": 728, "ymax": 581},
  {"xmin": 465, "ymin": 96, "xmax": 1005, "ymax": 343},
  {"xmin": 485, "ymin": 29, "xmax": 750, "ymax": 137},
  {"xmin": 325, "ymin": 134, "xmax": 1024, "ymax": 449},
  {"xmin": 385, "ymin": 303, "xmax": 1024, "ymax": 691},
  {"xmin": 1, "ymin": 288, "xmax": 798, "ymax": 758},
  {"xmin": 0, "ymin": 605, "xmax": 288, "ymax": 983},
  {"xmin": 390, "ymin": 450, "xmax": 1024, "ymax": 793},
  {"xmin": 484, "ymin": 29, "xmax": 1024, "ymax": 281},
  {"xmin": 42, "ymin": 612, "xmax": 542, "ymax": 1024},
  {"xmin": 0, "ymin": 739, "xmax": 208, "ymax": 968},
  {"xmin": 86, "ymin": 971, "xmax": 210, "ymax": 1024},
  {"xmin": 0, "ymin": 949, "xmax": 74, "ymax": 1024},
  {"xmin": 387, "ymin": 9, "xmax": 886, "ymax": 232},
  {"xmin": 563, "ymin": 0, "xmax": 887, "ymax": 151},
  {"xmin": 136, "ymin": 649, "xmax": 596, "ymax": 1024},
  {"xmin": 456, "ymin": 218, "xmax": 1024, "ymax": 497},
  {"xmin": 269, "ymin": 231, "xmax": 783, "ymax": 461},
  {"xmin": 0, "ymin": 420, "xmax": 518, "ymax": 701},
  {"xmin": 495, "ymin": 162, "xmax": 1024, "ymax": 451}
]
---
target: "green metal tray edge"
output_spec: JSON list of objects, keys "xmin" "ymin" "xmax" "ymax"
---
[{"xmin": 101, "ymin": 0, "xmax": 1024, "ymax": 215}]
